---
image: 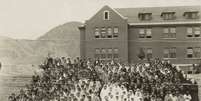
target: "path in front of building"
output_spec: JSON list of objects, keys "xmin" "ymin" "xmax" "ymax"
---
[{"xmin": 188, "ymin": 74, "xmax": 201, "ymax": 101}]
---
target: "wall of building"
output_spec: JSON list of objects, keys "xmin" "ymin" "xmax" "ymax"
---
[
  {"xmin": 128, "ymin": 24, "xmax": 201, "ymax": 64},
  {"xmin": 82, "ymin": 6, "xmax": 129, "ymax": 62}
]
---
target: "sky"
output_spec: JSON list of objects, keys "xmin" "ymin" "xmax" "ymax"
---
[{"xmin": 0, "ymin": 0, "xmax": 200, "ymax": 39}]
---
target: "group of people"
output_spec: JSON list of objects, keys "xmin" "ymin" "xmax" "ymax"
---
[{"xmin": 8, "ymin": 57, "xmax": 197, "ymax": 101}]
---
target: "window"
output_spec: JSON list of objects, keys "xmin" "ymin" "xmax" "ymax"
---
[
  {"xmin": 107, "ymin": 48, "xmax": 113, "ymax": 59},
  {"xmin": 146, "ymin": 48, "xmax": 152, "ymax": 59},
  {"xmin": 104, "ymin": 11, "xmax": 110, "ymax": 20},
  {"xmin": 187, "ymin": 27, "xmax": 201, "ymax": 38},
  {"xmin": 139, "ymin": 29, "xmax": 145, "ymax": 38},
  {"xmin": 146, "ymin": 29, "xmax": 152, "ymax": 38},
  {"xmin": 163, "ymin": 27, "xmax": 176, "ymax": 38},
  {"xmin": 138, "ymin": 13, "xmax": 152, "ymax": 20},
  {"xmin": 194, "ymin": 27, "xmax": 200, "ymax": 37},
  {"xmin": 184, "ymin": 12, "xmax": 199, "ymax": 19},
  {"xmin": 113, "ymin": 48, "xmax": 119, "ymax": 59},
  {"xmin": 164, "ymin": 28, "xmax": 169, "ymax": 33},
  {"xmin": 170, "ymin": 28, "xmax": 176, "ymax": 38},
  {"xmin": 113, "ymin": 27, "xmax": 119, "ymax": 38},
  {"xmin": 95, "ymin": 48, "xmax": 101, "ymax": 59},
  {"xmin": 163, "ymin": 28, "xmax": 169, "ymax": 38},
  {"xmin": 138, "ymin": 48, "xmax": 152, "ymax": 59},
  {"xmin": 194, "ymin": 47, "xmax": 201, "ymax": 58},
  {"xmin": 187, "ymin": 47, "xmax": 201, "ymax": 58},
  {"xmin": 101, "ymin": 27, "xmax": 106, "ymax": 38},
  {"xmin": 161, "ymin": 12, "xmax": 175, "ymax": 20},
  {"xmin": 107, "ymin": 27, "xmax": 112, "ymax": 38},
  {"xmin": 170, "ymin": 28, "xmax": 176, "ymax": 33},
  {"xmin": 94, "ymin": 28, "xmax": 100, "ymax": 38},
  {"xmin": 163, "ymin": 47, "xmax": 176, "ymax": 58},
  {"xmin": 139, "ymin": 28, "xmax": 152, "ymax": 38},
  {"xmin": 169, "ymin": 47, "xmax": 176, "ymax": 58},
  {"xmin": 187, "ymin": 47, "xmax": 193, "ymax": 58},
  {"xmin": 95, "ymin": 26, "xmax": 120, "ymax": 39},
  {"xmin": 163, "ymin": 48, "xmax": 169, "ymax": 58},
  {"xmin": 187, "ymin": 27, "xmax": 193, "ymax": 37},
  {"xmin": 101, "ymin": 48, "xmax": 107, "ymax": 59},
  {"xmin": 95, "ymin": 48, "xmax": 120, "ymax": 60}
]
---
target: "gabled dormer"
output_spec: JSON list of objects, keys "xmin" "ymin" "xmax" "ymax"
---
[
  {"xmin": 183, "ymin": 11, "xmax": 199, "ymax": 19},
  {"xmin": 138, "ymin": 13, "xmax": 152, "ymax": 21},
  {"xmin": 161, "ymin": 12, "xmax": 176, "ymax": 20},
  {"xmin": 86, "ymin": 5, "xmax": 127, "ymax": 23}
]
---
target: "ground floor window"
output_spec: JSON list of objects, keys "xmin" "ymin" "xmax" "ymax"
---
[
  {"xmin": 187, "ymin": 47, "xmax": 201, "ymax": 58},
  {"xmin": 94, "ymin": 48, "xmax": 101, "ymax": 59},
  {"xmin": 101, "ymin": 48, "xmax": 107, "ymax": 58},
  {"xmin": 94, "ymin": 48, "xmax": 119, "ymax": 60},
  {"xmin": 113, "ymin": 48, "xmax": 119, "ymax": 59},
  {"xmin": 107, "ymin": 48, "xmax": 113, "ymax": 59},
  {"xmin": 146, "ymin": 48, "xmax": 152, "ymax": 59},
  {"xmin": 163, "ymin": 47, "xmax": 176, "ymax": 58},
  {"xmin": 138, "ymin": 48, "xmax": 152, "ymax": 60}
]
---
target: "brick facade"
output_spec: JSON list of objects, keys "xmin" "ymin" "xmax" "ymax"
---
[{"xmin": 79, "ymin": 5, "xmax": 201, "ymax": 64}]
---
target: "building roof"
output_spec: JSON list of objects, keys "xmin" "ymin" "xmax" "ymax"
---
[{"xmin": 114, "ymin": 6, "xmax": 201, "ymax": 24}]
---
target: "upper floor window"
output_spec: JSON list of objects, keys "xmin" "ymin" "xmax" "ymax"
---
[
  {"xmin": 138, "ymin": 13, "xmax": 152, "ymax": 21},
  {"xmin": 163, "ymin": 27, "xmax": 176, "ymax": 38},
  {"xmin": 101, "ymin": 27, "xmax": 106, "ymax": 38},
  {"xmin": 103, "ymin": 11, "xmax": 110, "ymax": 20},
  {"xmin": 187, "ymin": 26, "xmax": 201, "ymax": 37},
  {"xmin": 113, "ymin": 27, "xmax": 119, "ymax": 38},
  {"xmin": 139, "ymin": 28, "xmax": 152, "ymax": 38},
  {"xmin": 184, "ymin": 11, "xmax": 199, "ymax": 19},
  {"xmin": 94, "ymin": 26, "xmax": 119, "ymax": 39},
  {"xmin": 161, "ymin": 12, "xmax": 175, "ymax": 20},
  {"xmin": 107, "ymin": 27, "xmax": 112, "ymax": 38},
  {"xmin": 194, "ymin": 27, "xmax": 201, "ymax": 37},
  {"xmin": 94, "ymin": 27, "xmax": 100, "ymax": 38},
  {"xmin": 187, "ymin": 27, "xmax": 193, "ymax": 37}
]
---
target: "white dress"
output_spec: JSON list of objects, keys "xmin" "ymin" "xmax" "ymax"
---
[{"xmin": 184, "ymin": 94, "xmax": 192, "ymax": 101}]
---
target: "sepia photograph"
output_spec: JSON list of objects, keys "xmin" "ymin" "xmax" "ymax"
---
[{"xmin": 0, "ymin": 0, "xmax": 201, "ymax": 101}]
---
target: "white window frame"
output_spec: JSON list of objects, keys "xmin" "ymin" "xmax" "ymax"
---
[
  {"xmin": 114, "ymin": 27, "xmax": 119, "ymax": 34},
  {"xmin": 95, "ymin": 27, "xmax": 100, "ymax": 38},
  {"xmin": 163, "ymin": 28, "xmax": 169, "ymax": 33},
  {"xmin": 194, "ymin": 27, "xmax": 200, "ymax": 36},
  {"xmin": 187, "ymin": 27, "xmax": 193, "ymax": 36},
  {"xmin": 95, "ymin": 48, "xmax": 101, "ymax": 54},
  {"xmin": 103, "ymin": 11, "xmax": 110, "ymax": 20},
  {"xmin": 107, "ymin": 27, "xmax": 112, "ymax": 35},
  {"xmin": 163, "ymin": 48, "xmax": 169, "ymax": 58},
  {"xmin": 170, "ymin": 27, "xmax": 176, "ymax": 33},
  {"xmin": 187, "ymin": 47, "xmax": 193, "ymax": 58},
  {"xmin": 194, "ymin": 47, "xmax": 201, "ymax": 58},
  {"xmin": 113, "ymin": 27, "xmax": 119, "ymax": 38},
  {"xmin": 146, "ymin": 28, "xmax": 152, "ymax": 38}
]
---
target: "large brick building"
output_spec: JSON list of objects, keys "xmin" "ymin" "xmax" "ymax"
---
[{"xmin": 79, "ymin": 5, "xmax": 201, "ymax": 65}]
